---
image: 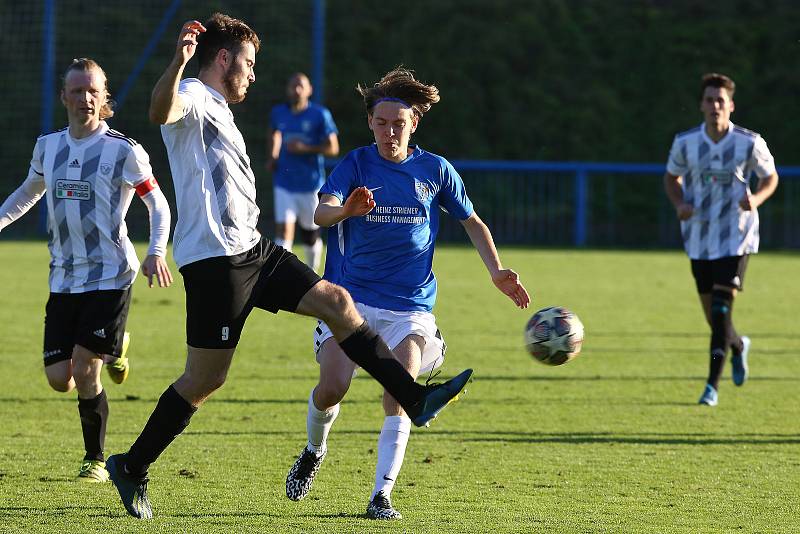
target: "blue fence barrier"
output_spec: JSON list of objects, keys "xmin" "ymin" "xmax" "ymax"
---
[{"xmin": 324, "ymin": 159, "xmax": 800, "ymax": 249}]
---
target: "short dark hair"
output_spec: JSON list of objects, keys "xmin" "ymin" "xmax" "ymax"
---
[
  {"xmin": 196, "ymin": 13, "xmax": 260, "ymax": 70},
  {"xmin": 357, "ymin": 67, "xmax": 440, "ymax": 119},
  {"xmin": 63, "ymin": 58, "xmax": 114, "ymax": 119},
  {"xmin": 700, "ymin": 73, "xmax": 735, "ymax": 100}
]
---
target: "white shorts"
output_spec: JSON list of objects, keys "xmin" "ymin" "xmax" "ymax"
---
[
  {"xmin": 274, "ymin": 186, "xmax": 319, "ymax": 230},
  {"xmin": 314, "ymin": 302, "xmax": 446, "ymax": 375}
]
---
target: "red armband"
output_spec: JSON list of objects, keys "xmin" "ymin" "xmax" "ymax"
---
[{"xmin": 135, "ymin": 176, "xmax": 159, "ymax": 197}]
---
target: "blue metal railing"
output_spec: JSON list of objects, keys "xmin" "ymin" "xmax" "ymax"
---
[{"xmin": 326, "ymin": 158, "xmax": 800, "ymax": 249}]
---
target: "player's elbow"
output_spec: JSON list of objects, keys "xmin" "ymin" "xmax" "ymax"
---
[{"xmin": 148, "ymin": 107, "xmax": 168, "ymax": 125}]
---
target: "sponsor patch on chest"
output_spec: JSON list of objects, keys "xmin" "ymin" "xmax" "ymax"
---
[
  {"xmin": 55, "ymin": 179, "xmax": 92, "ymax": 200},
  {"xmin": 701, "ymin": 170, "xmax": 734, "ymax": 185}
]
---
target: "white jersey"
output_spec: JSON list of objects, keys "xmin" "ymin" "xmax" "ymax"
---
[
  {"xmin": 29, "ymin": 122, "xmax": 154, "ymax": 293},
  {"xmin": 160, "ymin": 78, "xmax": 260, "ymax": 267},
  {"xmin": 666, "ymin": 122, "xmax": 776, "ymax": 260}
]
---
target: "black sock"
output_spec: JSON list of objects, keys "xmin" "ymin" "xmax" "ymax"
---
[
  {"xmin": 338, "ymin": 322, "xmax": 424, "ymax": 411},
  {"xmin": 730, "ymin": 326, "xmax": 744, "ymax": 354},
  {"xmin": 708, "ymin": 289, "xmax": 735, "ymax": 388},
  {"xmin": 125, "ymin": 385, "xmax": 197, "ymax": 478},
  {"xmin": 78, "ymin": 390, "xmax": 108, "ymax": 462}
]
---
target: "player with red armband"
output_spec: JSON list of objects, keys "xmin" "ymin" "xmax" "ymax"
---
[{"xmin": 0, "ymin": 58, "xmax": 172, "ymax": 483}]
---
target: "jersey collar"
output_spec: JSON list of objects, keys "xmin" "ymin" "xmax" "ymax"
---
[{"xmin": 701, "ymin": 120, "xmax": 733, "ymax": 146}]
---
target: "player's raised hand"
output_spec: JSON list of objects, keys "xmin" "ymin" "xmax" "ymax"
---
[
  {"xmin": 492, "ymin": 269, "xmax": 530, "ymax": 309},
  {"xmin": 176, "ymin": 21, "xmax": 206, "ymax": 64},
  {"xmin": 141, "ymin": 254, "xmax": 173, "ymax": 288},
  {"xmin": 342, "ymin": 186, "xmax": 376, "ymax": 217}
]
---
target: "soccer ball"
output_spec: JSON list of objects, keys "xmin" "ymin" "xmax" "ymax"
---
[{"xmin": 524, "ymin": 306, "xmax": 584, "ymax": 365}]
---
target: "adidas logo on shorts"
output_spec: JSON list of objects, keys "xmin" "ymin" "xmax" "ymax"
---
[{"xmin": 93, "ymin": 328, "xmax": 106, "ymax": 338}]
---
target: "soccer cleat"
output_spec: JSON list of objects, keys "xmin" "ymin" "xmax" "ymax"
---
[
  {"xmin": 366, "ymin": 491, "xmax": 402, "ymax": 520},
  {"xmin": 106, "ymin": 332, "xmax": 131, "ymax": 384},
  {"xmin": 285, "ymin": 446, "xmax": 326, "ymax": 501},
  {"xmin": 408, "ymin": 368, "xmax": 473, "ymax": 428},
  {"xmin": 698, "ymin": 384, "xmax": 718, "ymax": 406},
  {"xmin": 732, "ymin": 336, "xmax": 751, "ymax": 386},
  {"xmin": 77, "ymin": 459, "xmax": 109, "ymax": 483},
  {"xmin": 107, "ymin": 454, "xmax": 152, "ymax": 519}
]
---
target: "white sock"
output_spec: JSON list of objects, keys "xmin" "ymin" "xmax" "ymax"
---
[
  {"xmin": 274, "ymin": 237, "xmax": 290, "ymax": 251},
  {"xmin": 306, "ymin": 388, "xmax": 339, "ymax": 456},
  {"xmin": 371, "ymin": 415, "xmax": 411, "ymax": 499},
  {"xmin": 304, "ymin": 238, "xmax": 323, "ymax": 272}
]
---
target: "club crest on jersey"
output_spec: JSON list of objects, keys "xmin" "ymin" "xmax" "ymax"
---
[
  {"xmin": 55, "ymin": 179, "xmax": 91, "ymax": 200},
  {"xmin": 414, "ymin": 179, "xmax": 432, "ymax": 202},
  {"xmin": 100, "ymin": 163, "xmax": 112, "ymax": 175}
]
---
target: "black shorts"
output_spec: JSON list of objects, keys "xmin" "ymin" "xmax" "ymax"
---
[
  {"xmin": 690, "ymin": 255, "xmax": 749, "ymax": 293},
  {"xmin": 43, "ymin": 288, "xmax": 132, "ymax": 366},
  {"xmin": 180, "ymin": 238, "xmax": 321, "ymax": 349}
]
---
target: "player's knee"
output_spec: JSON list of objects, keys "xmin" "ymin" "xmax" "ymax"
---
[
  {"xmin": 316, "ymin": 378, "xmax": 349, "ymax": 407},
  {"xmin": 46, "ymin": 375, "xmax": 73, "ymax": 392},
  {"xmin": 711, "ymin": 288, "xmax": 734, "ymax": 316},
  {"xmin": 297, "ymin": 227, "xmax": 320, "ymax": 247},
  {"xmin": 317, "ymin": 282, "xmax": 355, "ymax": 323}
]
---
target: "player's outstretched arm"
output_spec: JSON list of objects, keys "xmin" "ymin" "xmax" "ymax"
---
[
  {"xmin": 149, "ymin": 20, "xmax": 206, "ymax": 125},
  {"xmin": 0, "ymin": 176, "xmax": 46, "ymax": 232},
  {"xmin": 460, "ymin": 212, "xmax": 530, "ymax": 309},
  {"xmin": 314, "ymin": 188, "xmax": 375, "ymax": 227}
]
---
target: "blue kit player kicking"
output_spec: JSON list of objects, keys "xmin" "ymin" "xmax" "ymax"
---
[{"xmin": 285, "ymin": 67, "xmax": 530, "ymax": 519}]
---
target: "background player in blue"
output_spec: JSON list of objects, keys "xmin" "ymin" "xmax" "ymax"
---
[
  {"xmin": 285, "ymin": 67, "xmax": 530, "ymax": 519},
  {"xmin": 267, "ymin": 73, "xmax": 339, "ymax": 271}
]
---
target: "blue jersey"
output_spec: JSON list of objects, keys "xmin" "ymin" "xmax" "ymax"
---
[
  {"xmin": 320, "ymin": 145, "xmax": 473, "ymax": 312},
  {"xmin": 270, "ymin": 103, "xmax": 338, "ymax": 192}
]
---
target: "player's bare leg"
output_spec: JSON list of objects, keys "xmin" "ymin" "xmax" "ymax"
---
[{"xmin": 286, "ymin": 339, "xmax": 354, "ymax": 501}]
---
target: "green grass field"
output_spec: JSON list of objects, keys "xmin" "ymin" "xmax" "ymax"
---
[{"xmin": 0, "ymin": 242, "xmax": 798, "ymax": 533}]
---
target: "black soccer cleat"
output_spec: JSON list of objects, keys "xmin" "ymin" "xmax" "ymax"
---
[
  {"xmin": 407, "ymin": 368, "xmax": 473, "ymax": 427},
  {"xmin": 285, "ymin": 446, "xmax": 326, "ymax": 501},
  {"xmin": 107, "ymin": 454, "xmax": 153, "ymax": 519},
  {"xmin": 366, "ymin": 490, "xmax": 402, "ymax": 520}
]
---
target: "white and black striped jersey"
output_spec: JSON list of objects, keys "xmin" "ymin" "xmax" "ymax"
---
[
  {"xmin": 160, "ymin": 78, "xmax": 260, "ymax": 268},
  {"xmin": 666, "ymin": 122, "xmax": 776, "ymax": 260},
  {"xmin": 27, "ymin": 122, "xmax": 155, "ymax": 293}
]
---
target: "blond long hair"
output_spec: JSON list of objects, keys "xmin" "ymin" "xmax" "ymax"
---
[{"xmin": 63, "ymin": 58, "xmax": 114, "ymax": 119}]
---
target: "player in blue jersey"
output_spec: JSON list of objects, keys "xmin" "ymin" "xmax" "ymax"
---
[
  {"xmin": 285, "ymin": 67, "xmax": 530, "ymax": 519},
  {"xmin": 267, "ymin": 73, "xmax": 339, "ymax": 271}
]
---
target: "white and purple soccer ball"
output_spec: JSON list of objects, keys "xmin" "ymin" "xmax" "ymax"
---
[{"xmin": 525, "ymin": 306, "xmax": 584, "ymax": 366}]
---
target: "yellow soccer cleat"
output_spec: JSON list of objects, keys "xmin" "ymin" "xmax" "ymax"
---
[
  {"xmin": 77, "ymin": 459, "xmax": 109, "ymax": 483},
  {"xmin": 106, "ymin": 331, "xmax": 130, "ymax": 384}
]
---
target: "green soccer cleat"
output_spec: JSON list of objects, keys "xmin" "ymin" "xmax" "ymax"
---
[
  {"xmin": 408, "ymin": 368, "xmax": 473, "ymax": 428},
  {"xmin": 107, "ymin": 332, "xmax": 130, "ymax": 385},
  {"xmin": 77, "ymin": 459, "xmax": 109, "ymax": 483},
  {"xmin": 107, "ymin": 454, "xmax": 152, "ymax": 519}
]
